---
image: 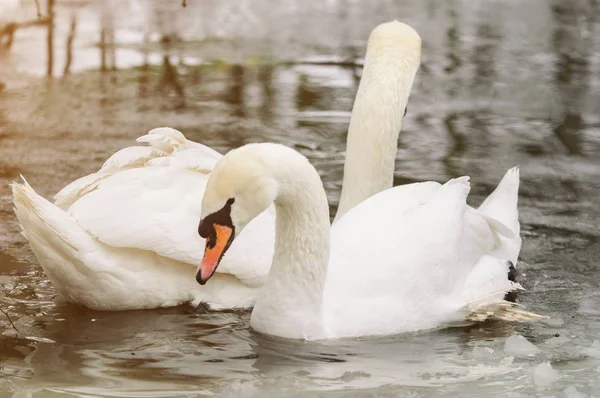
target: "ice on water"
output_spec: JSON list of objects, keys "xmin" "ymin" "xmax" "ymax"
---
[
  {"xmin": 564, "ymin": 386, "xmax": 587, "ymax": 398},
  {"xmin": 531, "ymin": 362, "xmax": 560, "ymax": 387},
  {"xmin": 504, "ymin": 335, "xmax": 541, "ymax": 358}
]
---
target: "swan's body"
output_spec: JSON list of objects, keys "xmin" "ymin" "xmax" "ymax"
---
[
  {"xmin": 196, "ymin": 143, "xmax": 543, "ymax": 340},
  {"xmin": 13, "ymin": 128, "xmax": 275, "ymax": 310}
]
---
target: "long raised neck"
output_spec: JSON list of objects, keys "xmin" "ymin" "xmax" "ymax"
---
[
  {"xmin": 335, "ymin": 28, "xmax": 421, "ymax": 221},
  {"xmin": 250, "ymin": 152, "xmax": 331, "ymax": 340}
]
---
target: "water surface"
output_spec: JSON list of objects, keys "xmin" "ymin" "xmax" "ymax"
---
[{"xmin": 0, "ymin": 0, "xmax": 599, "ymax": 396}]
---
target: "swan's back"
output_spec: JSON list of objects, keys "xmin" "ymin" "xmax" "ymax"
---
[
  {"xmin": 328, "ymin": 180, "xmax": 463, "ymax": 299},
  {"xmin": 325, "ymin": 178, "xmax": 515, "ymax": 338},
  {"xmin": 13, "ymin": 127, "xmax": 275, "ymax": 310}
]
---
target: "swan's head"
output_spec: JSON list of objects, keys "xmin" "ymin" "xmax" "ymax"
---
[
  {"xmin": 196, "ymin": 144, "xmax": 281, "ymax": 284},
  {"xmin": 367, "ymin": 20, "xmax": 421, "ymax": 54},
  {"xmin": 362, "ymin": 20, "xmax": 421, "ymax": 112}
]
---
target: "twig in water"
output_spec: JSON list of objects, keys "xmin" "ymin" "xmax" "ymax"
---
[
  {"xmin": 0, "ymin": 307, "xmax": 20, "ymax": 334},
  {"xmin": 34, "ymin": 0, "xmax": 42, "ymax": 19}
]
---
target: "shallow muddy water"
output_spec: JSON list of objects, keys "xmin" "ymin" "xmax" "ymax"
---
[{"xmin": 0, "ymin": 0, "xmax": 599, "ymax": 396}]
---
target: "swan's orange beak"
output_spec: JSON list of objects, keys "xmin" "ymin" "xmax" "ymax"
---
[{"xmin": 196, "ymin": 224, "xmax": 234, "ymax": 285}]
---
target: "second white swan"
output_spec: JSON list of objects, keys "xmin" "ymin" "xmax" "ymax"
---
[{"xmin": 195, "ymin": 143, "xmax": 543, "ymax": 340}]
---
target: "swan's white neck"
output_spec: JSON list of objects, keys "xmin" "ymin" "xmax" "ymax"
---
[
  {"xmin": 335, "ymin": 39, "xmax": 420, "ymax": 221},
  {"xmin": 250, "ymin": 155, "xmax": 331, "ymax": 340}
]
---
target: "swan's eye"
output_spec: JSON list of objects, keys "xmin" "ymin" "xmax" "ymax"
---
[{"xmin": 404, "ymin": 106, "xmax": 408, "ymax": 116}]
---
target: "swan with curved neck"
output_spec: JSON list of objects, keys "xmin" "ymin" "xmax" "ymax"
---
[
  {"xmin": 336, "ymin": 21, "xmax": 421, "ymax": 221},
  {"xmin": 196, "ymin": 143, "xmax": 544, "ymax": 340}
]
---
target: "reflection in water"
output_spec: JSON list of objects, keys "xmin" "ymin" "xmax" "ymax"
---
[
  {"xmin": 444, "ymin": 9, "xmax": 462, "ymax": 76},
  {"xmin": 550, "ymin": 0, "xmax": 589, "ymax": 156},
  {"xmin": 138, "ymin": 36, "xmax": 150, "ymax": 98},
  {"xmin": 1, "ymin": 0, "xmax": 600, "ymax": 396},
  {"xmin": 258, "ymin": 65, "xmax": 275, "ymax": 123},
  {"xmin": 0, "ymin": 23, "xmax": 16, "ymax": 50},
  {"xmin": 227, "ymin": 64, "xmax": 246, "ymax": 117},
  {"xmin": 296, "ymin": 74, "xmax": 319, "ymax": 111},
  {"xmin": 157, "ymin": 54, "xmax": 185, "ymax": 108},
  {"xmin": 99, "ymin": 4, "xmax": 116, "ymax": 72},
  {"xmin": 554, "ymin": 112, "xmax": 583, "ymax": 154},
  {"xmin": 46, "ymin": 0, "xmax": 55, "ymax": 77},
  {"xmin": 442, "ymin": 112, "xmax": 465, "ymax": 178},
  {"xmin": 471, "ymin": 23, "xmax": 499, "ymax": 91}
]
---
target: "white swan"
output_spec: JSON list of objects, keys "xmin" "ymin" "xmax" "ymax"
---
[
  {"xmin": 195, "ymin": 143, "xmax": 544, "ymax": 340},
  {"xmin": 11, "ymin": 21, "xmax": 422, "ymax": 311},
  {"xmin": 12, "ymin": 128, "xmax": 275, "ymax": 310}
]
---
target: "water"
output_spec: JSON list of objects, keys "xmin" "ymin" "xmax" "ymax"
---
[{"xmin": 1, "ymin": 0, "xmax": 599, "ymax": 396}]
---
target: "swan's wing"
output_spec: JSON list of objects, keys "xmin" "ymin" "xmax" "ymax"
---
[
  {"xmin": 476, "ymin": 167, "xmax": 522, "ymax": 264},
  {"xmin": 328, "ymin": 177, "xmax": 470, "ymax": 297},
  {"xmin": 147, "ymin": 148, "xmax": 220, "ymax": 172},
  {"xmin": 67, "ymin": 167, "xmax": 208, "ymax": 266},
  {"xmin": 329, "ymin": 177, "xmax": 503, "ymax": 300},
  {"xmin": 135, "ymin": 127, "xmax": 220, "ymax": 160},
  {"xmin": 54, "ymin": 127, "xmax": 221, "ymax": 209},
  {"xmin": 66, "ymin": 165, "xmax": 273, "ymax": 288},
  {"xmin": 54, "ymin": 146, "xmax": 168, "ymax": 209}
]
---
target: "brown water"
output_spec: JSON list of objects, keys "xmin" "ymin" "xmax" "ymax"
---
[{"xmin": 0, "ymin": 0, "xmax": 599, "ymax": 396}]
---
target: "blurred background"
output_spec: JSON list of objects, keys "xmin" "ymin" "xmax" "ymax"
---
[{"xmin": 0, "ymin": 0, "xmax": 599, "ymax": 396}]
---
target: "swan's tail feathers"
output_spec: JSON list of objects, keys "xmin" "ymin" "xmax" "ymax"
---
[
  {"xmin": 436, "ymin": 176, "xmax": 471, "ymax": 204},
  {"xmin": 12, "ymin": 177, "xmax": 101, "ymax": 283},
  {"xmin": 460, "ymin": 255, "xmax": 547, "ymax": 323},
  {"xmin": 478, "ymin": 166, "xmax": 520, "ymax": 235},
  {"xmin": 14, "ymin": 177, "xmax": 76, "ymax": 248},
  {"xmin": 465, "ymin": 299, "xmax": 548, "ymax": 323},
  {"xmin": 478, "ymin": 167, "xmax": 521, "ymax": 263}
]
